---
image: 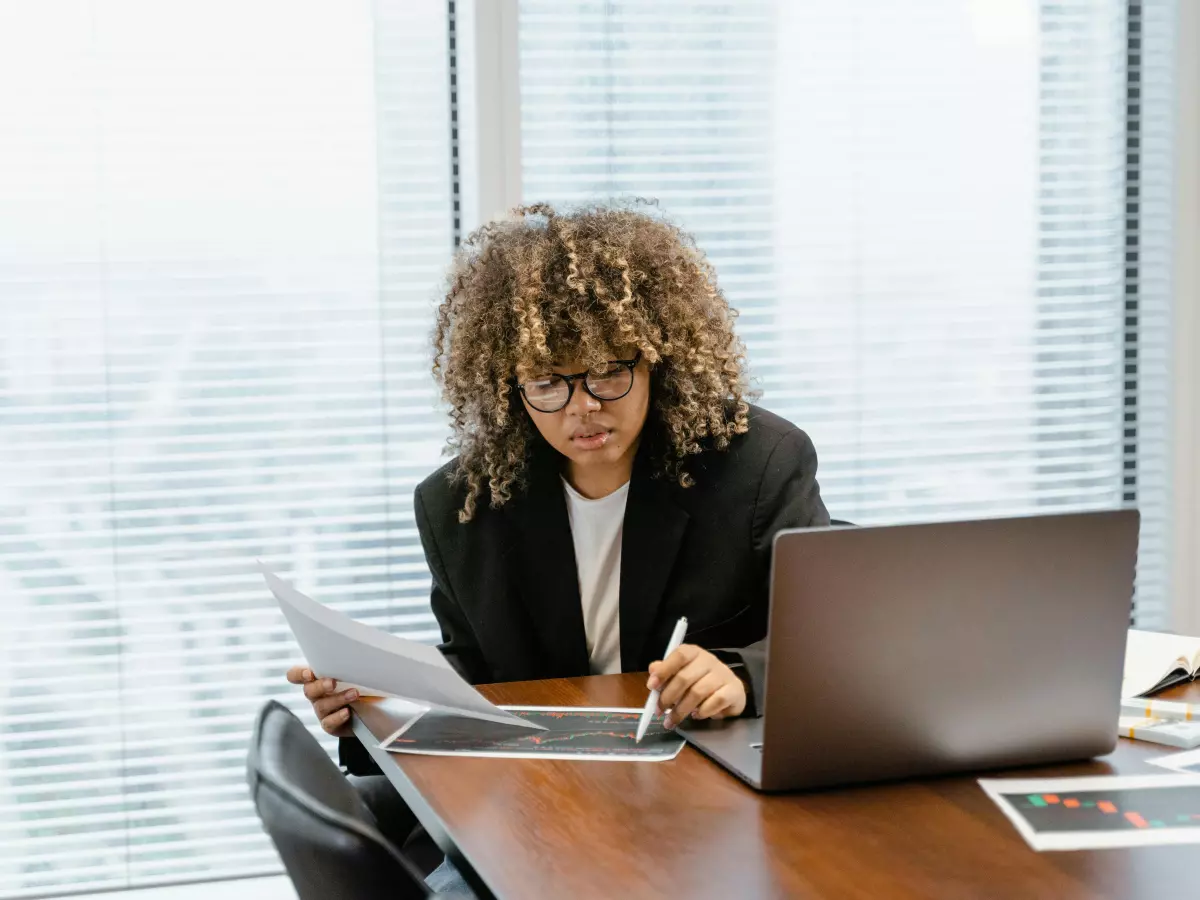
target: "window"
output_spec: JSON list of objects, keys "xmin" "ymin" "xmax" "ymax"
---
[
  {"xmin": 0, "ymin": 0, "xmax": 1179, "ymax": 895},
  {"xmin": 0, "ymin": 1, "xmax": 449, "ymax": 894},
  {"xmin": 519, "ymin": 0, "xmax": 1175, "ymax": 624}
]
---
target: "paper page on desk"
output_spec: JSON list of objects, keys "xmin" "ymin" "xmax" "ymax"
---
[
  {"xmin": 1148, "ymin": 746, "xmax": 1200, "ymax": 775},
  {"xmin": 260, "ymin": 562, "xmax": 542, "ymax": 731},
  {"xmin": 351, "ymin": 696, "xmax": 429, "ymax": 746},
  {"xmin": 979, "ymin": 774, "xmax": 1200, "ymax": 851},
  {"xmin": 380, "ymin": 706, "xmax": 686, "ymax": 761}
]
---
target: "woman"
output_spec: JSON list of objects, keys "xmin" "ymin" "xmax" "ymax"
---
[{"xmin": 289, "ymin": 201, "xmax": 828, "ymax": 821}]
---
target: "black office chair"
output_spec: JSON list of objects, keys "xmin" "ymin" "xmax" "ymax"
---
[{"xmin": 247, "ymin": 699, "xmax": 432, "ymax": 900}]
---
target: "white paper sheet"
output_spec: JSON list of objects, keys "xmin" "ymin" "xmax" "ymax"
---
[
  {"xmin": 260, "ymin": 562, "xmax": 543, "ymax": 731},
  {"xmin": 979, "ymin": 774, "xmax": 1200, "ymax": 851},
  {"xmin": 380, "ymin": 705, "xmax": 687, "ymax": 762},
  {"xmin": 1148, "ymin": 747, "xmax": 1200, "ymax": 775}
]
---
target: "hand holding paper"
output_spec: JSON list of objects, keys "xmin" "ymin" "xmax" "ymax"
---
[
  {"xmin": 261, "ymin": 562, "xmax": 543, "ymax": 732},
  {"xmin": 285, "ymin": 665, "xmax": 358, "ymax": 737}
]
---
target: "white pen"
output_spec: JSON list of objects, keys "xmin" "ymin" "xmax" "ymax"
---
[{"xmin": 636, "ymin": 616, "xmax": 688, "ymax": 743}]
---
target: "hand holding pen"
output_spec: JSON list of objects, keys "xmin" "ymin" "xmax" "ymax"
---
[{"xmin": 636, "ymin": 616, "xmax": 749, "ymax": 741}]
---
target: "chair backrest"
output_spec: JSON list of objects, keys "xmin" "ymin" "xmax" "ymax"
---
[{"xmin": 247, "ymin": 700, "xmax": 430, "ymax": 900}]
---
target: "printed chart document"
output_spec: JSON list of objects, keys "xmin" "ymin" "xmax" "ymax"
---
[
  {"xmin": 979, "ymin": 774, "xmax": 1200, "ymax": 851},
  {"xmin": 260, "ymin": 562, "xmax": 542, "ymax": 732},
  {"xmin": 378, "ymin": 705, "xmax": 687, "ymax": 762}
]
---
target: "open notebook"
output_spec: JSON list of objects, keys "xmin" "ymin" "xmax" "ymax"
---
[{"xmin": 1123, "ymin": 630, "xmax": 1200, "ymax": 698}]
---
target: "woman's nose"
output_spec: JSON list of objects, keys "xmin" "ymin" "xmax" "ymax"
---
[{"xmin": 567, "ymin": 384, "xmax": 601, "ymax": 415}]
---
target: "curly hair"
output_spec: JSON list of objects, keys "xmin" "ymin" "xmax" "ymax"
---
[{"xmin": 433, "ymin": 201, "xmax": 751, "ymax": 522}]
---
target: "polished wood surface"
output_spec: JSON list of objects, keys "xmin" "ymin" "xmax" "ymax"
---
[{"xmin": 353, "ymin": 676, "xmax": 1200, "ymax": 900}]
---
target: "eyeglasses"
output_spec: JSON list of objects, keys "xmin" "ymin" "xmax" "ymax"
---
[{"xmin": 517, "ymin": 352, "xmax": 642, "ymax": 414}]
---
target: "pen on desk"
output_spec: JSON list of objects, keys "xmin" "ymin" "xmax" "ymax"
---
[{"xmin": 636, "ymin": 616, "xmax": 688, "ymax": 743}]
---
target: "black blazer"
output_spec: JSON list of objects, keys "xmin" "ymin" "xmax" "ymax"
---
[{"xmin": 340, "ymin": 404, "xmax": 829, "ymax": 774}]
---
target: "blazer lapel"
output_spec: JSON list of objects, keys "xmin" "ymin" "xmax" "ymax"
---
[
  {"xmin": 619, "ymin": 451, "xmax": 690, "ymax": 670},
  {"xmin": 507, "ymin": 441, "xmax": 590, "ymax": 677}
]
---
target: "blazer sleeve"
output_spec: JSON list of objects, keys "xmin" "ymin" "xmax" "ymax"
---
[
  {"xmin": 337, "ymin": 482, "xmax": 490, "ymax": 775},
  {"xmin": 413, "ymin": 484, "xmax": 490, "ymax": 684},
  {"xmin": 721, "ymin": 427, "xmax": 830, "ymax": 717}
]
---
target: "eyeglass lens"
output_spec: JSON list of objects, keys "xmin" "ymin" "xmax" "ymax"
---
[{"xmin": 522, "ymin": 362, "xmax": 633, "ymax": 411}]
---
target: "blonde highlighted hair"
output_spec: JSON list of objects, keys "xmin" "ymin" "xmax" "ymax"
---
[{"xmin": 433, "ymin": 202, "xmax": 751, "ymax": 522}]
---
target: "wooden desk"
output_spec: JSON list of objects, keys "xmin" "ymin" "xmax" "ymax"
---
[{"xmin": 353, "ymin": 675, "xmax": 1200, "ymax": 900}]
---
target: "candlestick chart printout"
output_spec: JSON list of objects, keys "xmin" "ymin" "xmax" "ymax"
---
[
  {"xmin": 980, "ymin": 775, "xmax": 1200, "ymax": 850},
  {"xmin": 380, "ymin": 706, "xmax": 686, "ymax": 761}
]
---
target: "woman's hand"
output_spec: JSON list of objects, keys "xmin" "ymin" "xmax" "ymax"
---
[
  {"xmin": 286, "ymin": 664, "xmax": 359, "ymax": 738},
  {"xmin": 647, "ymin": 644, "xmax": 747, "ymax": 729}
]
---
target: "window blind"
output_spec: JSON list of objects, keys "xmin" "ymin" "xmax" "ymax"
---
[
  {"xmin": 1127, "ymin": 0, "xmax": 1178, "ymax": 629},
  {"xmin": 0, "ymin": 1, "xmax": 451, "ymax": 895},
  {"xmin": 518, "ymin": 0, "xmax": 1173, "ymax": 625}
]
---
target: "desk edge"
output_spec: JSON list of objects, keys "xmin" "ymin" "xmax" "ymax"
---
[{"xmin": 350, "ymin": 714, "xmax": 499, "ymax": 900}]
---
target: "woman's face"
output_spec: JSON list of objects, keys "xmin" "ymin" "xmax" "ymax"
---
[{"xmin": 518, "ymin": 351, "xmax": 651, "ymax": 472}]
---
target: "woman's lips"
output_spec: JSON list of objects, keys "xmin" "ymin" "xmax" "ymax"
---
[{"xmin": 571, "ymin": 429, "xmax": 611, "ymax": 450}]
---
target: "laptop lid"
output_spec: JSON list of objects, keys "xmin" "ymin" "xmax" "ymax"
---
[{"xmin": 758, "ymin": 510, "xmax": 1138, "ymax": 791}]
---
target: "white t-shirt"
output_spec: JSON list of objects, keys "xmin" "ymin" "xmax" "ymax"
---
[{"xmin": 562, "ymin": 477, "xmax": 628, "ymax": 675}]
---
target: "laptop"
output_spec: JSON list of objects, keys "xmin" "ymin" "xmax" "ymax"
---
[{"xmin": 679, "ymin": 510, "xmax": 1139, "ymax": 792}]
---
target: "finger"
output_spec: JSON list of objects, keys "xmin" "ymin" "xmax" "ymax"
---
[
  {"xmin": 658, "ymin": 657, "xmax": 711, "ymax": 712},
  {"xmin": 658, "ymin": 657, "xmax": 709, "ymax": 712},
  {"xmin": 285, "ymin": 665, "xmax": 312, "ymax": 685},
  {"xmin": 314, "ymin": 688, "xmax": 358, "ymax": 719},
  {"xmin": 667, "ymin": 673, "xmax": 722, "ymax": 727},
  {"xmin": 694, "ymin": 684, "xmax": 739, "ymax": 720},
  {"xmin": 647, "ymin": 644, "xmax": 699, "ymax": 690},
  {"xmin": 321, "ymin": 707, "xmax": 351, "ymax": 735},
  {"xmin": 303, "ymin": 677, "xmax": 337, "ymax": 702}
]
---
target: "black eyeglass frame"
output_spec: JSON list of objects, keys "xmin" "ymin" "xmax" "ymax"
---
[{"xmin": 517, "ymin": 351, "xmax": 643, "ymax": 413}]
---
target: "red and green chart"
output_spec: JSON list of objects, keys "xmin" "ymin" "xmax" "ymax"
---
[{"xmin": 980, "ymin": 775, "xmax": 1200, "ymax": 850}]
